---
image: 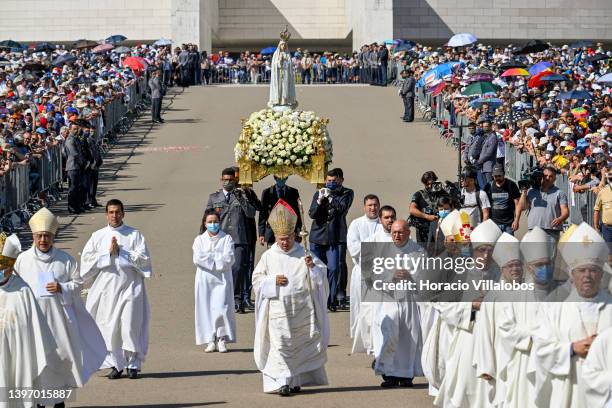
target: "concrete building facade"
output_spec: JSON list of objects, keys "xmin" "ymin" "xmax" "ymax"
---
[{"xmin": 0, "ymin": 0, "xmax": 610, "ymax": 52}]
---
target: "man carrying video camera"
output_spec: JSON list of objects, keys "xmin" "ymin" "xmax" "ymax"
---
[
  {"xmin": 409, "ymin": 171, "xmax": 440, "ymax": 244},
  {"xmin": 518, "ymin": 164, "xmax": 569, "ymax": 246}
]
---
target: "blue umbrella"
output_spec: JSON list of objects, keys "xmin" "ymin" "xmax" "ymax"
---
[
  {"xmin": 416, "ymin": 61, "xmax": 464, "ymax": 87},
  {"xmin": 470, "ymin": 97, "xmax": 503, "ymax": 108},
  {"xmin": 395, "ymin": 42, "xmax": 414, "ymax": 52},
  {"xmin": 540, "ymin": 73, "xmax": 568, "ymax": 82},
  {"xmin": 528, "ymin": 61, "xmax": 553, "ymax": 76},
  {"xmin": 154, "ymin": 38, "xmax": 172, "ymax": 46},
  {"xmin": 596, "ymin": 73, "xmax": 612, "ymax": 84},
  {"xmin": 260, "ymin": 46, "xmax": 276, "ymax": 55},
  {"xmin": 557, "ymin": 90, "xmax": 592, "ymax": 100},
  {"xmin": 105, "ymin": 35, "xmax": 127, "ymax": 44}
]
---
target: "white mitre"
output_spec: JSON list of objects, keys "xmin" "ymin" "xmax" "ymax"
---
[
  {"xmin": 520, "ymin": 226, "xmax": 551, "ymax": 264},
  {"xmin": 28, "ymin": 207, "xmax": 60, "ymax": 235},
  {"xmin": 0, "ymin": 233, "xmax": 21, "ymax": 267},
  {"xmin": 560, "ymin": 222, "xmax": 609, "ymax": 271},
  {"xmin": 493, "ymin": 232, "xmax": 520, "ymax": 267},
  {"xmin": 470, "ymin": 219, "xmax": 502, "ymax": 248},
  {"xmin": 440, "ymin": 210, "xmax": 461, "ymax": 238}
]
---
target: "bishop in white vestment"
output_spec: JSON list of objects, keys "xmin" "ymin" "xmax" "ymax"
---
[
  {"xmin": 371, "ymin": 220, "xmax": 423, "ymax": 387},
  {"xmin": 533, "ymin": 222, "xmax": 612, "ymax": 408},
  {"xmin": 193, "ymin": 208, "xmax": 236, "ymax": 352},
  {"xmin": 0, "ymin": 234, "xmax": 73, "ymax": 408},
  {"xmin": 346, "ymin": 195, "xmax": 382, "ymax": 338},
  {"xmin": 80, "ymin": 200, "xmax": 152, "ymax": 379},
  {"xmin": 14, "ymin": 209, "xmax": 106, "ymax": 390},
  {"xmin": 252, "ymin": 199, "xmax": 329, "ymax": 396}
]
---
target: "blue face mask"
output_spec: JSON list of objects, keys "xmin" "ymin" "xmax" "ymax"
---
[
  {"xmin": 325, "ymin": 181, "xmax": 338, "ymax": 190},
  {"xmin": 438, "ymin": 209, "xmax": 451, "ymax": 219},
  {"xmin": 534, "ymin": 264, "xmax": 554, "ymax": 283},
  {"xmin": 0, "ymin": 269, "xmax": 8, "ymax": 281},
  {"xmin": 460, "ymin": 245, "xmax": 472, "ymax": 258},
  {"xmin": 275, "ymin": 178, "xmax": 286, "ymax": 188},
  {"xmin": 206, "ymin": 223, "xmax": 220, "ymax": 234}
]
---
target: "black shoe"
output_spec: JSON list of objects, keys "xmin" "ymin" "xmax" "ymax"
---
[
  {"xmin": 371, "ymin": 359, "xmax": 376, "ymax": 370},
  {"xmin": 234, "ymin": 302, "xmax": 240, "ymax": 313},
  {"xmin": 108, "ymin": 367, "xmax": 123, "ymax": 379},
  {"xmin": 290, "ymin": 386, "xmax": 301, "ymax": 393},
  {"xmin": 380, "ymin": 379, "xmax": 399, "ymax": 388},
  {"xmin": 279, "ymin": 385, "xmax": 291, "ymax": 396},
  {"xmin": 93, "ymin": 201, "xmax": 103, "ymax": 207},
  {"xmin": 243, "ymin": 300, "xmax": 255, "ymax": 310},
  {"xmin": 158, "ymin": 118, "xmax": 165, "ymax": 123},
  {"xmin": 398, "ymin": 378, "xmax": 414, "ymax": 388},
  {"xmin": 237, "ymin": 303, "xmax": 246, "ymax": 314},
  {"xmin": 127, "ymin": 368, "xmax": 139, "ymax": 379},
  {"xmin": 54, "ymin": 403, "xmax": 65, "ymax": 408},
  {"xmin": 328, "ymin": 304, "xmax": 337, "ymax": 312}
]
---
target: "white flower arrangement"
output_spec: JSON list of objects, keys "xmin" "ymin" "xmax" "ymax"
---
[{"xmin": 236, "ymin": 108, "xmax": 332, "ymax": 170}]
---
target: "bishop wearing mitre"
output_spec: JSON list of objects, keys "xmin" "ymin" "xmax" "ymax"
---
[
  {"xmin": 13, "ymin": 208, "xmax": 106, "ymax": 391},
  {"xmin": 252, "ymin": 199, "xmax": 329, "ymax": 396}
]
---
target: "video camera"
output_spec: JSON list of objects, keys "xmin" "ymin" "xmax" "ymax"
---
[
  {"xmin": 518, "ymin": 167, "xmax": 543, "ymax": 191},
  {"xmin": 432, "ymin": 180, "xmax": 462, "ymax": 208}
]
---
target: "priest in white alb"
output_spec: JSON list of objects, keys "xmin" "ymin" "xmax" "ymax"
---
[
  {"xmin": 80, "ymin": 199, "xmax": 152, "ymax": 380},
  {"xmin": 13, "ymin": 208, "xmax": 106, "ymax": 390},
  {"xmin": 581, "ymin": 326, "xmax": 612, "ymax": 408},
  {"xmin": 252, "ymin": 199, "xmax": 329, "ymax": 396},
  {"xmin": 347, "ymin": 194, "xmax": 382, "ymax": 338},
  {"xmin": 371, "ymin": 219, "xmax": 423, "ymax": 388},
  {"xmin": 351, "ymin": 205, "xmax": 396, "ymax": 356},
  {"xmin": 533, "ymin": 222, "xmax": 612, "ymax": 408},
  {"xmin": 193, "ymin": 208, "xmax": 236, "ymax": 353}
]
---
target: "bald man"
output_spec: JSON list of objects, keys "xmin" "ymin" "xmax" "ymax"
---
[{"xmin": 371, "ymin": 220, "xmax": 424, "ymax": 388}]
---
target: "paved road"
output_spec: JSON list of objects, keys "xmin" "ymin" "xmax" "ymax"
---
[{"xmin": 51, "ymin": 84, "xmax": 457, "ymax": 408}]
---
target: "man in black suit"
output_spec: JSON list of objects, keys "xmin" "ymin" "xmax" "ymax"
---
[
  {"xmin": 378, "ymin": 43, "xmax": 389, "ymax": 86},
  {"xmin": 399, "ymin": 69, "xmax": 416, "ymax": 122},
  {"xmin": 206, "ymin": 167, "xmax": 257, "ymax": 313},
  {"xmin": 308, "ymin": 168, "xmax": 354, "ymax": 311},
  {"xmin": 258, "ymin": 176, "xmax": 302, "ymax": 247}
]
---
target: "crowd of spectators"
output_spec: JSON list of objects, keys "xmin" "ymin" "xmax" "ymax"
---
[
  {"xmin": 402, "ymin": 41, "xmax": 611, "ymax": 234},
  {"xmin": 0, "ymin": 39, "xmax": 168, "ymax": 214}
]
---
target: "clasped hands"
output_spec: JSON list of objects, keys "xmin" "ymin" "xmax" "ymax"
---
[{"xmin": 276, "ymin": 256, "xmax": 314, "ymax": 286}]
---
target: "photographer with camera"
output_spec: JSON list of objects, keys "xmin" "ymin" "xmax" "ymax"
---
[
  {"xmin": 518, "ymin": 165, "xmax": 569, "ymax": 246},
  {"xmin": 459, "ymin": 166, "xmax": 490, "ymax": 228},
  {"xmin": 206, "ymin": 167, "xmax": 258, "ymax": 313},
  {"xmin": 409, "ymin": 171, "xmax": 441, "ymax": 243}
]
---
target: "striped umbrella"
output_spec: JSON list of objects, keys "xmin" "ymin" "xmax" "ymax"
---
[{"xmin": 501, "ymin": 68, "xmax": 530, "ymax": 77}]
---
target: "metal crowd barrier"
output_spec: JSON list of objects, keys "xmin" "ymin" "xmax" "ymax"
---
[
  {"xmin": 0, "ymin": 77, "xmax": 150, "ymax": 219},
  {"xmin": 206, "ymin": 63, "xmax": 396, "ymax": 85},
  {"xmin": 504, "ymin": 143, "xmax": 597, "ymax": 226}
]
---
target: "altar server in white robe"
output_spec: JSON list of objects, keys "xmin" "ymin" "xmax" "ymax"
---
[
  {"xmin": 582, "ymin": 327, "xmax": 612, "ymax": 408},
  {"xmin": 14, "ymin": 208, "xmax": 106, "ymax": 390},
  {"xmin": 193, "ymin": 208, "xmax": 236, "ymax": 353},
  {"xmin": 80, "ymin": 199, "xmax": 152, "ymax": 380},
  {"xmin": 371, "ymin": 219, "xmax": 423, "ymax": 388},
  {"xmin": 434, "ymin": 219, "xmax": 502, "ymax": 408},
  {"xmin": 533, "ymin": 222, "xmax": 612, "ymax": 408},
  {"xmin": 252, "ymin": 199, "xmax": 329, "ymax": 396},
  {"xmin": 347, "ymin": 194, "xmax": 382, "ymax": 339},
  {"xmin": 351, "ymin": 205, "xmax": 395, "ymax": 356}
]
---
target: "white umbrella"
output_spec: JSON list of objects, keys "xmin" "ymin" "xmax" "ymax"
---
[
  {"xmin": 448, "ymin": 33, "xmax": 477, "ymax": 48},
  {"xmin": 595, "ymin": 72, "xmax": 612, "ymax": 84},
  {"xmin": 154, "ymin": 38, "xmax": 172, "ymax": 46}
]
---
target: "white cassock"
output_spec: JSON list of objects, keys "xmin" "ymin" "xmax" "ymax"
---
[
  {"xmin": 14, "ymin": 247, "xmax": 106, "ymax": 387},
  {"xmin": 252, "ymin": 243, "xmax": 329, "ymax": 393},
  {"xmin": 372, "ymin": 239, "xmax": 423, "ymax": 380},
  {"xmin": 192, "ymin": 231, "xmax": 236, "ymax": 345},
  {"xmin": 351, "ymin": 229, "xmax": 392, "ymax": 355},
  {"xmin": 582, "ymin": 327, "xmax": 612, "ymax": 408},
  {"xmin": 0, "ymin": 274, "xmax": 74, "ymax": 408},
  {"xmin": 80, "ymin": 224, "xmax": 152, "ymax": 371},
  {"xmin": 346, "ymin": 215, "xmax": 382, "ymax": 338},
  {"xmin": 533, "ymin": 290, "xmax": 612, "ymax": 408}
]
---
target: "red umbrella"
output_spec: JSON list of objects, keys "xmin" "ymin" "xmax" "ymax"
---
[
  {"xmin": 92, "ymin": 43, "xmax": 114, "ymax": 54},
  {"xmin": 122, "ymin": 56, "xmax": 146, "ymax": 75},
  {"xmin": 528, "ymin": 69, "xmax": 553, "ymax": 88}
]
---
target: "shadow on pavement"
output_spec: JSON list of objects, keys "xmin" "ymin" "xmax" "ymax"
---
[
  {"xmin": 138, "ymin": 369, "xmax": 259, "ymax": 379},
  {"xmin": 299, "ymin": 383, "xmax": 428, "ymax": 395},
  {"xmin": 75, "ymin": 402, "xmax": 226, "ymax": 408}
]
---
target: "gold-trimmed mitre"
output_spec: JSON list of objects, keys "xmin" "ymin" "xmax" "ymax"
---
[
  {"xmin": 29, "ymin": 207, "xmax": 59, "ymax": 235},
  {"xmin": 0, "ymin": 233, "xmax": 21, "ymax": 268},
  {"xmin": 268, "ymin": 199, "xmax": 297, "ymax": 236}
]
